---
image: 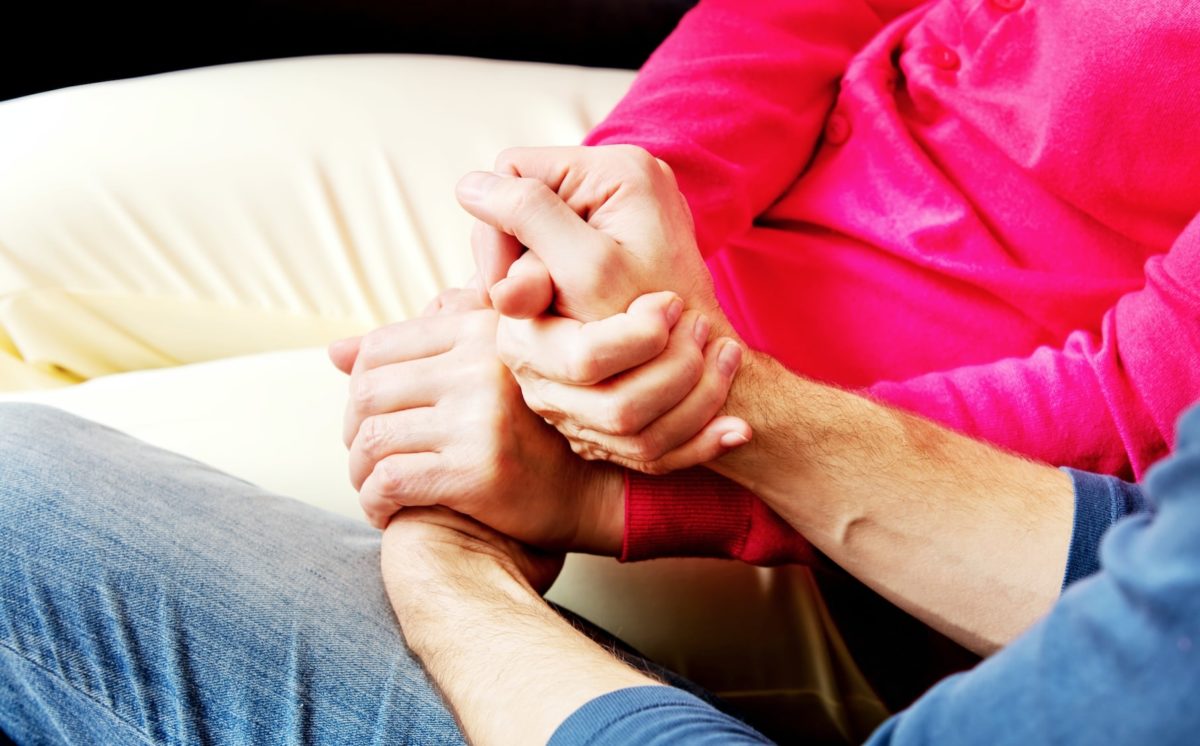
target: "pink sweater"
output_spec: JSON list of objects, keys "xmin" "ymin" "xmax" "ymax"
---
[{"xmin": 584, "ymin": 0, "xmax": 1200, "ymax": 564}]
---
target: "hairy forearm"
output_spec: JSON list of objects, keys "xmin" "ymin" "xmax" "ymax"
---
[
  {"xmin": 385, "ymin": 558, "xmax": 660, "ymax": 745},
  {"xmin": 713, "ymin": 352, "xmax": 1074, "ymax": 654}
]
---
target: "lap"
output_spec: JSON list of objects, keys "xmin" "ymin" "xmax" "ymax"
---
[
  {"xmin": 0, "ymin": 356, "xmax": 889, "ymax": 743},
  {"xmin": 0, "ymin": 403, "xmax": 738, "ymax": 745}
]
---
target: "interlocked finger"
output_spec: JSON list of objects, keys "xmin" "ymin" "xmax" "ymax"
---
[
  {"xmin": 564, "ymin": 337, "xmax": 747, "ymax": 471},
  {"xmin": 521, "ymin": 310, "xmax": 709, "ymax": 436},
  {"xmin": 343, "ymin": 356, "xmax": 452, "ymax": 446},
  {"xmin": 497, "ymin": 291, "xmax": 682, "ymax": 386},
  {"xmin": 348, "ymin": 407, "xmax": 444, "ymax": 490},
  {"xmin": 358, "ymin": 452, "xmax": 445, "ymax": 529}
]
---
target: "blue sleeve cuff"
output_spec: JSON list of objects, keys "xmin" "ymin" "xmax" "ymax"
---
[
  {"xmin": 1061, "ymin": 467, "xmax": 1152, "ymax": 590},
  {"xmin": 549, "ymin": 686, "xmax": 772, "ymax": 746}
]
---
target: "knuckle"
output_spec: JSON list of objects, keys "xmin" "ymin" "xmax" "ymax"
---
[
  {"xmin": 374, "ymin": 458, "xmax": 404, "ymax": 496},
  {"xmin": 507, "ymin": 179, "xmax": 554, "ymax": 222},
  {"xmin": 565, "ymin": 343, "xmax": 602, "ymax": 385},
  {"xmin": 629, "ymin": 432, "xmax": 667, "ymax": 463},
  {"xmin": 639, "ymin": 459, "xmax": 672, "ymax": 477},
  {"xmin": 356, "ymin": 415, "xmax": 388, "ymax": 460},
  {"xmin": 532, "ymin": 400, "xmax": 562, "ymax": 426},
  {"xmin": 654, "ymin": 157, "xmax": 677, "ymax": 184},
  {"xmin": 494, "ymin": 320, "xmax": 524, "ymax": 370},
  {"xmin": 574, "ymin": 441, "xmax": 609, "ymax": 461},
  {"xmin": 616, "ymin": 144, "xmax": 657, "ymax": 173},
  {"xmin": 606, "ymin": 397, "xmax": 643, "ymax": 436},
  {"xmin": 349, "ymin": 375, "xmax": 377, "ymax": 414}
]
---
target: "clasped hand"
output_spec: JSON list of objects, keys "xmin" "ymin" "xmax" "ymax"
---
[
  {"xmin": 333, "ymin": 145, "xmax": 751, "ymax": 582},
  {"xmin": 459, "ymin": 145, "xmax": 752, "ymax": 474}
]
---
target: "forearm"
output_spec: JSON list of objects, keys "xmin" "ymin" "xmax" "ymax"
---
[
  {"xmin": 386, "ymin": 558, "xmax": 661, "ymax": 745},
  {"xmin": 714, "ymin": 352, "xmax": 1074, "ymax": 654}
]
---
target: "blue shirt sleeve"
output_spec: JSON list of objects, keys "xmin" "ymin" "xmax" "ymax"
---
[
  {"xmin": 554, "ymin": 407, "xmax": 1200, "ymax": 746},
  {"xmin": 549, "ymin": 686, "xmax": 772, "ymax": 745},
  {"xmin": 1060, "ymin": 467, "xmax": 1152, "ymax": 588},
  {"xmin": 865, "ymin": 403, "xmax": 1200, "ymax": 746}
]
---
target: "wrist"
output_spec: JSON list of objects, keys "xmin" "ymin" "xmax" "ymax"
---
[
  {"xmin": 382, "ymin": 518, "xmax": 543, "ymax": 619},
  {"xmin": 399, "ymin": 557, "xmax": 661, "ymax": 746},
  {"xmin": 399, "ymin": 563, "xmax": 540, "ymax": 648},
  {"xmin": 569, "ymin": 462, "xmax": 626, "ymax": 556},
  {"xmin": 708, "ymin": 351, "xmax": 875, "ymax": 522}
]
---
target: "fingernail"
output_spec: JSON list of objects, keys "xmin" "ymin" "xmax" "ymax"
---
[
  {"xmin": 718, "ymin": 340, "xmax": 742, "ymax": 376},
  {"xmin": 666, "ymin": 297, "xmax": 684, "ymax": 327},
  {"xmin": 719, "ymin": 431, "xmax": 750, "ymax": 448},
  {"xmin": 457, "ymin": 171, "xmax": 500, "ymax": 203},
  {"xmin": 692, "ymin": 315, "xmax": 710, "ymax": 346}
]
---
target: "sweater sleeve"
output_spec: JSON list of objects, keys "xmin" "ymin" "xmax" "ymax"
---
[
  {"xmin": 862, "ymin": 404, "xmax": 1200, "ymax": 746},
  {"xmin": 549, "ymin": 686, "xmax": 771, "ymax": 746},
  {"xmin": 1060, "ymin": 468, "xmax": 1152, "ymax": 588},
  {"xmin": 869, "ymin": 213, "xmax": 1200, "ymax": 481},
  {"xmin": 584, "ymin": 0, "xmax": 905, "ymax": 256}
]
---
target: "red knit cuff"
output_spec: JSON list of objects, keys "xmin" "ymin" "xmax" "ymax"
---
[
  {"xmin": 622, "ymin": 468, "xmax": 755, "ymax": 562},
  {"xmin": 622, "ymin": 468, "xmax": 816, "ymax": 566}
]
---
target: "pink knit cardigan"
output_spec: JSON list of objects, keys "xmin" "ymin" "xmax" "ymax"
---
[{"xmin": 582, "ymin": 0, "xmax": 1200, "ymax": 563}]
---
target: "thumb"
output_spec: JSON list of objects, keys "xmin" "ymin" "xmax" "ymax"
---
[
  {"xmin": 648, "ymin": 415, "xmax": 753, "ymax": 473},
  {"xmin": 625, "ymin": 291, "xmax": 685, "ymax": 329},
  {"xmin": 491, "ymin": 251, "xmax": 554, "ymax": 319}
]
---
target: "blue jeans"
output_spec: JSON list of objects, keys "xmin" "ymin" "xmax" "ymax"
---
[
  {"xmin": 0, "ymin": 403, "xmax": 466, "ymax": 744},
  {"xmin": 0, "ymin": 403, "xmax": 707, "ymax": 745}
]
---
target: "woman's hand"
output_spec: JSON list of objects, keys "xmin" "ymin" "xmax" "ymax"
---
[
  {"xmin": 498, "ymin": 291, "xmax": 750, "ymax": 474},
  {"xmin": 456, "ymin": 144, "xmax": 726, "ymax": 326},
  {"xmin": 455, "ymin": 145, "xmax": 752, "ymax": 473}
]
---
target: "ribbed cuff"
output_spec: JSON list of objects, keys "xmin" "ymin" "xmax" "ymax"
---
[
  {"xmin": 622, "ymin": 468, "xmax": 817, "ymax": 565},
  {"xmin": 1061, "ymin": 467, "xmax": 1152, "ymax": 590},
  {"xmin": 622, "ymin": 468, "xmax": 755, "ymax": 562}
]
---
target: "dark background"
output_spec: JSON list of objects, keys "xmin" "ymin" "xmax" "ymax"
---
[{"xmin": 1, "ymin": 0, "xmax": 699, "ymax": 101}]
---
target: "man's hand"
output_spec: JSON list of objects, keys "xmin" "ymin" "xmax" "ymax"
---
[
  {"xmin": 381, "ymin": 507, "xmax": 662, "ymax": 746},
  {"xmin": 328, "ymin": 290, "xmax": 624, "ymax": 555},
  {"xmin": 382, "ymin": 507, "xmax": 563, "ymax": 599}
]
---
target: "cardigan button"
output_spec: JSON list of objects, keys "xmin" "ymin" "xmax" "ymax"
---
[
  {"xmin": 990, "ymin": 0, "xmax": 1024, "ymax": 10},
  {"xmin": 825, "ymin": 112, "xmax": 852, "ymax": 145},
  {"xmin": 920, "ymin": 45, "xmax": 961, "ymax": 71}
]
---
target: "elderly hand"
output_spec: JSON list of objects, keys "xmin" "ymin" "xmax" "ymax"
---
[
  {"xmin": 497, "ymin": 290, "xmax": 749, "ymax": 473},
  {"xmin": 456, "ymin": 145, "xmax": 722, "ymax": 324},
  {"xmin": 328, "ymin": 289, "xmax": 624, "ymax": 554},
  {"xmin": 455, "ymin": 146, "xmax": 751, "ymax": 473}
]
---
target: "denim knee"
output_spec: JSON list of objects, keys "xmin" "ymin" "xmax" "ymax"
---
[
  {"xmin": 0, "ymin": 403, "xmax": 154, "ymax": 538},
  {"xmin": 0, "ymin": 402, "xmax": 114, "ymax": 464},
  {"xmin": 0, "ymin": 403, "xmax": 88, "ymax": 504},
  {"xmin": 0, "ymin": 401, "xmax": 88, "ymax": 446}
]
